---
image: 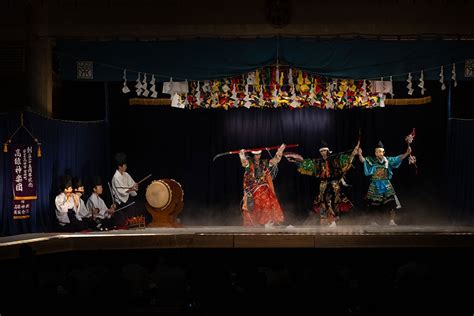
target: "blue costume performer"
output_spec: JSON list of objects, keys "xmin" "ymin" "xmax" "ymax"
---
[{"xmin": 357, "ymin": 141, "xmax": 411, "ymax": 225}]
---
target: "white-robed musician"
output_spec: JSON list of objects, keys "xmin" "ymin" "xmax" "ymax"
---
[
  {"xmin": 111, "ymin": 152, "xmax": 151, "ymax": 225},
  {"xmin": 87, "ymin": 176, "xmax": 126, "ymax": 229},
  {"xmin": 55, "ymin": 175, "xmax": 86, "ymax": 232}
]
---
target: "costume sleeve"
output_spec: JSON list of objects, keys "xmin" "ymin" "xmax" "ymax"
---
[
  {"xmin": 337, "ymin": 153, "xmax": 352, "ymax": 171},
  {"xmin": 363, "ymin": 157, "xmax": 376, "ymax": 176},
  {"xmin": 297, "ymin": 158, "xmax": 316, "ymax": 176},
  {"xmin": 388, "ymin": 156, "xmax": 403, "ymax": 169}
]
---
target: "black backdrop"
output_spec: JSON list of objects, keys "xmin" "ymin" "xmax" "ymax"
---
[{"xmin": 105, "ymin": 81, "xmax": 452, "ymax": 225}]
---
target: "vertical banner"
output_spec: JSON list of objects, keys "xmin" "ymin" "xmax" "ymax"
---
[
  {"xmin": 11, "ymin": 144, "xmax": 37, "ymax": 219},
  {"xmin": 12, "ymin": 200, "xmax": 33, "ymax": 220}
]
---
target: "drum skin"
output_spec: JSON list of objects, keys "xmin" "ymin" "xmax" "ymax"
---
[
  {"xmin": 146, "ymin": 180, "xmax": 172, "ymax": 209},
  {"xmin": 145, "ymin": 179, "xmax": 184, "ymax": 227}
]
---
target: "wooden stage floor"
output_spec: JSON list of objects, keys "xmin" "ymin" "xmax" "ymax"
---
[{"xmin": 2, "ymin": 224, "xmax": 474, "ymax": 260}]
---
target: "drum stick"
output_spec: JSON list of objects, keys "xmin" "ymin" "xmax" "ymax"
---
[
  {"xmin": 115, "ymin": 201, "xmax": 135, "ymax": 212},
  {"xmin": 107, "ymin": 182, "xmax": 118, "ymax": 204},
  {"xmin": 136, "ymin": 174, "xmax": 152, "ymax": 185},
  {"xmin": 114, "ymin": 174, "xmax": 152, "ymax": 189}
]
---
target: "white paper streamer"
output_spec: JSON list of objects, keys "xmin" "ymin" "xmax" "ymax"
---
[
  {"xmin": 135, "ymin": 72, "xmax": 142, "ymax": 96},
  {"xmin": 150, "ymin": 75, "xmax": 157, "ymax": 98},
  {"xmin": 418, "ymin": 70, "xmax": 427, "ymax": 95},
  {"xmin": 407, "ymin": 72, "xmax": 414, "ymax": 96},
  {"xmin": 142, "ymin": 73, "xmax": 149, "ymax": 97},
  {"xmin": 439, "ymin": 66, "xmax": 446, "ymax": 91},
  {"xmin": 122, "ymin": 69, "xmax": 130, "ymax": 94},
  {"xmin": 451, "ymin": 63, "xmax": 458, "ymax": 87}
]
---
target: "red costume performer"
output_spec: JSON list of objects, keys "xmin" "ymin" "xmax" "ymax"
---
[{"xmin": 239, "ymin": 144, "xmax": 286, "ymax": 226}]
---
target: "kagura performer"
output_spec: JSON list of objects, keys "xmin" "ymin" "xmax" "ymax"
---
[
  {"xmin": 286, "ymin": 141, "xmax": 358, "ymax": 227},
  {"xmin": 239, "ymin": 144, "xmax": 286, "ymax": 226}
]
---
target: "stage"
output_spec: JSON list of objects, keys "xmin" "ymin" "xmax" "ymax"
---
[{"xmin": 2, "ymin": 224, "xmax": 474, "ymax": 260}]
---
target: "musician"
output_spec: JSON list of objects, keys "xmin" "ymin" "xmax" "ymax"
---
[
  {"xmin": 111, "ymin": 152, "xmax": 138, "ymax": 206},
  {"xmin": 72, "ymin": 177, "xmax": 89, "ymax": 219},
  {"xmin": 239, "ymin": 144, "xmax": 286, "ymax": 226},
  {"xmin": 54, "ymin": 175, "xmax": 86, "ymax": 232},
  {"xmin": 87, "ymin": 176, "xmax": 125, "ymax": 229},
  {"xmin": 111, "ymin": 152, "xmax": 150, "ymax": 224}
]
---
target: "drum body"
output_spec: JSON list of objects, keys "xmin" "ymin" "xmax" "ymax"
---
[{"xmin": 145, "ymin": 179, "xmax": 184, "ymax": 227}]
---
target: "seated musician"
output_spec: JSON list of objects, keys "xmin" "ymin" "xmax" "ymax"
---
[
  {"xmin": 72, "ymin": 177, "xmax": 89, "ymax": 220},
  {"xmin": 111, "ymin": 152, "xmax": 138, "ymax": 207},
  {"xmin": 87, "ymin": 176, "xmax": 126, "ymax": 229},
  {"xmin": 55, "ymin": 175, "xmax": 86, "ymax": 232}
]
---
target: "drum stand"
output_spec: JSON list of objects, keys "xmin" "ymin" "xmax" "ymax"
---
[{"xmin": 145, "ymin": 200, "xmax": 184, "ymax": 228}]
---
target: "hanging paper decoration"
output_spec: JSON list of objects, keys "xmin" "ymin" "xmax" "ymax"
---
[
  {"xmin": 171, "ymin": 92, "xmax": 186, "ymax": 109},
  {"xmin": 180, "ymin": 67, "xmax": 385, "ymax": 110},
  {"xmin": 122, "ymin": 69, "xmax": 130, "ymax": 94},
  {"xmin": 407, "ymin": 72, "xmax": 414, "ymax": 96},
  {"xmin": 418, "ymin": 70, "xmax": 427, "ymax": 95},
  {"xmin": 188, "ymin": 69, "xmax": 362, "ymax": 110},
  {"xmin": 439, "ymin": 66, "xmax": 446, "ymax": 91},
  {"xmin": 135, "ymin": 72, "xmax": 143, "ymax": 96},
  {"xmin": 195, "ymin": 81, "xmax": 202, "ymax": 107},
  {"xmin": 120, "ymin": 61, "xmax": 466, "ymax": 109},
  {"xmin": 142, "ymin": 73, "xmax": 149, "ymax": 97},
  {"xmin": 150, "ymin": 75, "xmax": 157, "ymax": 98},
  {"xmin": 451, "ymin": 63, "xmax": 458, "ymax": 87},
  {"xmin": 389, "ymin": 76, "xmax": 395, "ymax": 98}
]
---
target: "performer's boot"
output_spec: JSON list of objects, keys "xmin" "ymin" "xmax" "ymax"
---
[
  {"xmin": 389, "ymin": 210, "xmax": 397, "ymax": 226},
  {"xmin": 329, "ymin": 221, "xmax": 337, "ymax": 228}
]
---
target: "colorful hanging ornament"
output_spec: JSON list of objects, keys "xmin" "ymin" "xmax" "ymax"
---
[{"xmin": 195, "ymin": 81, "xmax": 202, "ymax": 107}]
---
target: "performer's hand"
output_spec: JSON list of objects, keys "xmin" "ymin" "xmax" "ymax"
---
[
  {"xmin": 357, "ymin": 148, "xmax": 363, "ymax": 156},
  {"xmin": 285, "ymin": 153, "xmax": 303, "ymax": 163},
  {"xmin": 73, "ymin": 194, "xmax": 79, "ymax": 207},
  {"xmin": 406, "ymin": 146, "xmax": 412, "ymax": 155},
  {"xmin": 110, "ymin": 203, "xmax": 116, "ymax": 210},
  {"xmin": 239, "ymin": 149, "xmax": 246, "ymax": 160},
  {"xmin": 132, "ymin": 183, "xmax": 139, "ymax": 191},
  {"xmin": 276, "ymin": 144, "xmax": 286, "ymax": 158}
]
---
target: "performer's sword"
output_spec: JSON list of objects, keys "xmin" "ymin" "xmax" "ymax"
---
[{"xmin": 213, "ymin": 144, "xmax": 299, "ymax": 162}]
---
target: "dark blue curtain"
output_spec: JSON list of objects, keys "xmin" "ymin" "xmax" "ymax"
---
[
  {"xmin": 447, "ymin": 118, "xmax": 474, "ymax": 222},
  {"xmin": 57, "ymin": 38, "xmax": 474, "ymax": 81},
  {"xmin": 0, "ymin": 111, "xmax": 109, "ymax": 236}
]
